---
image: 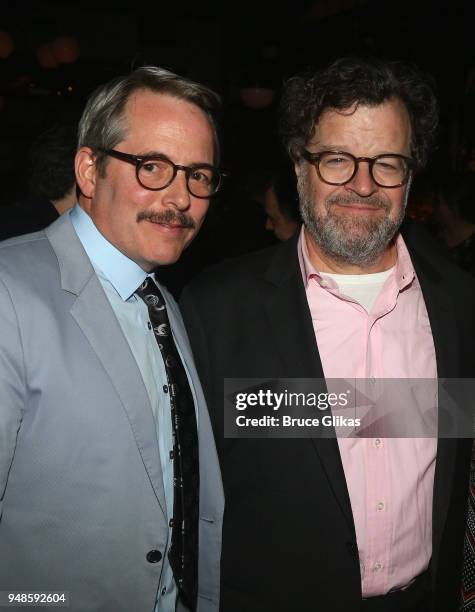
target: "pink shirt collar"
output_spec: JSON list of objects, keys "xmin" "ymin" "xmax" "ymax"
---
[{"xmin": 297, "ymin": 226, "xmax": 416, "ymax": 292}]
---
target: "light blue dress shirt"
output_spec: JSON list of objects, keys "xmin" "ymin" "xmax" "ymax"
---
[{"xmin": 70, "ymin": 204, "xmax": 176, "ymax": 612}]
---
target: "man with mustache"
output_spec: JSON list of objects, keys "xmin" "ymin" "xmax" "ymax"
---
[
  {"xmin": 180, "ymin": 57, "xmax": 475, "ymax": 611},
  {"xmin": 0, "ymin": 67, "xmax": 224, "ymax": 612}
]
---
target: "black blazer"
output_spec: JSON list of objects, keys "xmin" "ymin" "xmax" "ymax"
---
[{"xmin": 181, "ymin": 224, "xmax": 475, "ymax": 612}]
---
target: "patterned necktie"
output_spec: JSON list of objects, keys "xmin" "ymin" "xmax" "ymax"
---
[
  {"xmin": 136, "ymin": 277, "xmax": 199, "ymax": 611},
  {"xmin": 461, "ymin": 442, "xmax": 475, "ymax": 611}
]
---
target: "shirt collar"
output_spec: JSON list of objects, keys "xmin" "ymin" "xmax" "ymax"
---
[
  {"xmin": 298, "ymin": 227, "xmax": 319, "ymax": 289},
  {"xmin": 70, "ymin": 204, "xmax": 148, "ymax": 301},
  {"xmin": 297, "ymin": 225, "xmax": 415, "ymax": 291}
]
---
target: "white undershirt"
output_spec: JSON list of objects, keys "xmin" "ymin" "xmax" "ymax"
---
[{"xmin": 320, "ymin": 267, "xmax": 394, "ymax": 312}]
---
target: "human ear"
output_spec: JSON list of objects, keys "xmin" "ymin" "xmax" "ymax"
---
[{"xmin": 75, "ymin": 147, "xmax": 97, "ymax": 199}]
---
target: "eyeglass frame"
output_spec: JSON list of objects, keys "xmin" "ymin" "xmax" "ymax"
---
[
  {"xmin": 301, "ymin": 149, "xmax": 415, "ymax": 188},
  {"xmin": 96, "ymin": 148, "xmax": 228, "ymax": 198}
]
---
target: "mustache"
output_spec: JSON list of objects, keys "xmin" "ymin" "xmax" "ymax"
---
[
  {"xmin": 136, "ymin": 209, "xmax": 195, "ymax": 229},
  {"xmin": 325, "ymin": 194, "xmax": 390, "ymax": 211}
]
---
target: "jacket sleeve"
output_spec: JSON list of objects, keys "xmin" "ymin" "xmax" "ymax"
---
[{"xmin": 0, "ymin": 276, "xmax": 25, "ymax": 520}]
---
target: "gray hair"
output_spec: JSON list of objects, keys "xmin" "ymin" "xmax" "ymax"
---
[{"xmin": 77, "ymin": 66, "xmax": 221, "ymax": 175}]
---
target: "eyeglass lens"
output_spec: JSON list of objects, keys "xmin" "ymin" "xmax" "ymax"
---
[
  {"xmin": 138, "ymin": 158, "xmax": 218, "ymax": 197},
  {"xmin": 318, "ymin": 152, "xmax": 409, "ymax": 187}
]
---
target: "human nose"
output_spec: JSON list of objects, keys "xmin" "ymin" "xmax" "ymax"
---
[
  {"xmin": 345, "ymin": 159, "xmax": 378, "ymax": 197},
  {"xmin": 161, "ymin": 168, "xmax": 191, "ymax": 211}
]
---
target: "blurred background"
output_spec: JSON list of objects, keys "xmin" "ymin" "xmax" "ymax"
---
[{"xmin": 1, "ymin": 0, "xmax": 474, "ymax": 289}]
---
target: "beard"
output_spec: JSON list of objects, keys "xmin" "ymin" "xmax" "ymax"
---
[{"xmin": 297, "ymin": 167, "xmax": 409, "ymax": 267}]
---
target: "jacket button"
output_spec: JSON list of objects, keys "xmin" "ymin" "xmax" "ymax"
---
[{"xmin": 146, "ymin": 550, "xmax": 162, "ymax": 563}]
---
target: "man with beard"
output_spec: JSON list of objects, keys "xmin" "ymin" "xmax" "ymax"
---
[
  {"xmin": 0, "ymin": 67, "xmax": 224, "ymax": 611},
  {"xmin": 180, "ymin": 57, "xmax": 475, "ymax": 612}
]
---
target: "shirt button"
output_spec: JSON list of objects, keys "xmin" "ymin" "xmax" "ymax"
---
[
  {"xmin": 163, "ymin": 385, "xmax": 168, "ymax": 393},
  {"xmin": 147, "ymin": 321, "xmax": 152, "ymax": 330},
  {"xmin": 161, "ymin": 587, "xmax": 166, "ymax": 596},
  {"xmin": 146, "ymin": 550, "xmax": 162, "ymax": 563},
  {"xmin": 374, "ymin": 438, "xmax": 382, "ymax": 448},
  {"xmin": 169, "ymin": 450, "xmax": 174, "ymax": 460},
  {"xmin": 169, "ymin": 518, "xmax": 174, "ymax": 528},
  {"xmin": 372, "ymin": 562, "xmax": 383, "ymax": 572},
  {"xmin": 320, "ymin": 279, "xmax": 329, "ymax": 288},
  {"xmin": 377, "ymin": 501, "xmax": 385, "ymax": 511}
]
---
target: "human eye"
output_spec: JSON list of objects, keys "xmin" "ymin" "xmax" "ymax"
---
[
  {"xmin": 190, "ymin": 167, "xmax": 213, "ymax": 185},
  {"xmin": 141, "ymin": 159, "xmax": 170, "ymax": 175},
  {"xmin": 322, "ymin": 153, "xmax": 352, "ymax": 166},
  {"xmin": 375, "ymin": 156, "xmax": 403, "ymax": 172}
]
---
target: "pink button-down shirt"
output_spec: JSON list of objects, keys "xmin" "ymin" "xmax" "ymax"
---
[{"xmin": 298, "ymin": 228, "xmax": 437, "ymax": 596}]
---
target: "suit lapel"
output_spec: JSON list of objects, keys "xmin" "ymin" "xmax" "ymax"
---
[
  {"xmin": 46, "ymin": 214, "xmax": 167, "ymax": 518},
  {"xmin": 412, "ymin": 261, "xmax": 459, "ymax": 379},
  {"xmin": 263, "ymin": 236, "xmax": 355, "ymax": 531},
  {"xmin": 264, "ymin": 270, "xmax": 323, "ymax": 379},
  {"xmin": 407, "ymin": 236, "xmax": 460, "ymax": 574}
]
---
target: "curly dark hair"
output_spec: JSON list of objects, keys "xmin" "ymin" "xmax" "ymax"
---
[{"xmin": 280, "ymin": 57, "xmax": 438, "ymax": 171}]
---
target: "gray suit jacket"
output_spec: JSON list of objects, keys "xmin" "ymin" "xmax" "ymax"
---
[{"xmin": 0, "ymin": 213, "xmax": 224, "ymax": 612}]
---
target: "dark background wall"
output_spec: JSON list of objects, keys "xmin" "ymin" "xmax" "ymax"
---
[
  {"xmin": 1, "ymin": 0, "xmax": 472, "ymax": 290},
  {"xmin": 1, "ymin": 0, "xmax": 474, "ymax": 217}
]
